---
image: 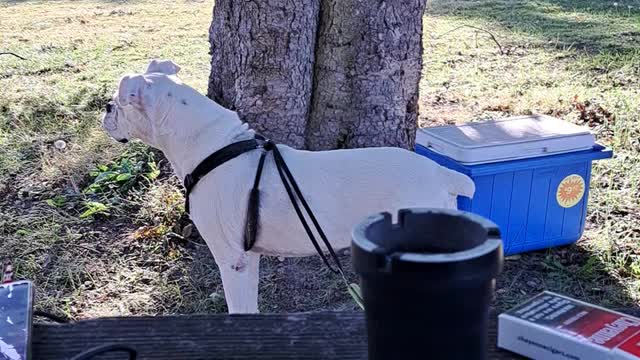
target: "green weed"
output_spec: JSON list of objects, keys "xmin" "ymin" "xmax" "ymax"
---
[
  {"xmin": 84, "ymin": 144, "xmax": 159, "ymax": 194},
  {"xmin": 79, "ymin": 201, "xmax": 110, "ymax": 219}
]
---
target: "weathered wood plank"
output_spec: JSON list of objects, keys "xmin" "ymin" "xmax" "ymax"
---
[{"xmin": 33, "ymin": 310, "xmax": 526, "ymax": 359}]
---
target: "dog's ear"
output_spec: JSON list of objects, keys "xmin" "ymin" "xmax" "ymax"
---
[
  {"xmin": 145, "ymin": 59, "xmax": 181, "ymax": 75},
  {"xmin": 117, "ymin": 74, "xmax": 148, "ymax": 108}
]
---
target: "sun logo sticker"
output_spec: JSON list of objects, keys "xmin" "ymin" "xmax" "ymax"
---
[{"xmin": 557, "ymin": 174, "xmax": 585, "ymax": 208}]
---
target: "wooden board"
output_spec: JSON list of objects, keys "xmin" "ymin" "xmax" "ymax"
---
[{"xmin": 33, "ymin": 311, "xmax": 526, "ymax": 359}]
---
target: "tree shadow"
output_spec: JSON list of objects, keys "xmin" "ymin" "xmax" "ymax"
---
[
  {"xmin": 427, "ymin": 0, "xmax": 640, "ymax": 54},
  {"xmin": 423, "ymin": 0, "xmax": 640, "ymax": 313},
  {"xmin": 495, "ymin": 242, "xmax": 639, "ymax": 313}
]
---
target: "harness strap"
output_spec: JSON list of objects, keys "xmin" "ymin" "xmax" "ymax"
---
[
  {"xmin": 183, "ymin": 139, "xmax": 260, "ymax": 214},
  {"xmin": 184, "ymin": 135, "xmax": 343, "ymax": 274}
]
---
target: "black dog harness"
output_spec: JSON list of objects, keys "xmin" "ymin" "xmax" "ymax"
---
[{"xmin": 183, "ymin": 135, "xmax": 343, "ymax": 274}]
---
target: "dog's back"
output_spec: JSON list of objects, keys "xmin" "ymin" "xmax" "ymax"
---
[
  {"xmin": 280, "ymin": 145, "xmax": 474, "ymax": 198},
  {"xmin": 244, "ymin": 145, "xmax": 476, "ymax": 255}
]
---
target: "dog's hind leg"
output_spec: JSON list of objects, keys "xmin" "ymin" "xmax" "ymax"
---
[{"xmin": 217, "ymin": 251, "xmax": 261, "ymax": 314}]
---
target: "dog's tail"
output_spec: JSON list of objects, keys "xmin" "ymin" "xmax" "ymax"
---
[{"xmin": 441, "ymin": 167, "xmax": 476, "ymax": 199}]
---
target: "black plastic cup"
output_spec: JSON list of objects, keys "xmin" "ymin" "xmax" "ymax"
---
[{"xmin": 351, "ymin": 208, "xmax": 503, "ymax": 360}]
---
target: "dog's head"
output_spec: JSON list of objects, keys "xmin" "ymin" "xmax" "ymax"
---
[{"xmin": 102, "ymin": 59, "xmax": 182, "ymax": 147}]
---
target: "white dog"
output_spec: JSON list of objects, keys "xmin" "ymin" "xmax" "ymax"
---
[{"xmin": 102, "ymin": 60, "xmax": 475, "ymax": 314}]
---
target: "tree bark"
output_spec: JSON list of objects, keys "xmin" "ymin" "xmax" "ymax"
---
[
  {"xmin": 207, "ymin": 0, "xmax": 319, "ymax": 149},
  {"xmin": 208, "ymin": 0, "xmax": 426, "ymax": 150}
]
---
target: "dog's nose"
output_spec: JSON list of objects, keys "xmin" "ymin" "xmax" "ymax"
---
[{"xmin": 118, "ymin": 138, "xmax": 129, "ymax": 144}]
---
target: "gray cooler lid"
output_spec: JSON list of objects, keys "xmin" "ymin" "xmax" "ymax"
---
[{"xmin": 416, "ymin": 115, "xmax": 595, "ymax": 165}]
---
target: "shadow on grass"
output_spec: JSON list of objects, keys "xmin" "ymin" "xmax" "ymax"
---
[
  {"xmin": 258, "ymin": 254, "xmax": 360, "ymax": 313},
  {"xmin": 428, "ymin": 0, "xmax": 640, "ymax": 54},
  {"xmin": 425, "ymin": 0, "xmax": 640, "ymax": 312},
  {"xmin": 183, "ymin": 225, "xmax": 637, "ymax": 314},
  {"xmin": 159, "ymin": 237, "xmax": 359, "ymax": 314},
  {"xmin": 496, "ymin": 243, "xmax": 638, "ymax": 312}
]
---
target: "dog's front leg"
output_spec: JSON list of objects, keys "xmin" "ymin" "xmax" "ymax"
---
[{"xmin": 217, "ymin": 251, "xmax": 261, "ymax": 314}]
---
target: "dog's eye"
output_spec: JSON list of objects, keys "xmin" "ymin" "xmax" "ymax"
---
[{"xmin": 106, "ymin": 102, "xmax": 113, "ymax": 113}]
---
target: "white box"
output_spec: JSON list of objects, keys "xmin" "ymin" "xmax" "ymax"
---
[
  {"xmin": 498, "ymin": 291, "xmax": 640, "ymax": 359},
  {"xmin": 416, "ymin": 115, "xmax": 595, "ymax": 165}
]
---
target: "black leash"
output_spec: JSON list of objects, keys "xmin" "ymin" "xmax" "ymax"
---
[
  {"xmin": 70, "ymin": 344, "xmax": 137, "ymax": 360},
  {"xmin": 252, "ymin": 137, "xmax": 344, "ymax": 274},
  {"xmin": 183, "ymin": 135, "xmax": 343, "ymax": 274}
]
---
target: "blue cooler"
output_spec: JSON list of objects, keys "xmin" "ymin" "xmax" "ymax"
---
[{"xmin": 415, "ymin": 115, "xmax": 612, "ymax": 255}]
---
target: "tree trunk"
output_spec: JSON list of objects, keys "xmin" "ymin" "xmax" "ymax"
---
[
  {"xmin": 208, "ymin": 0, "xmax": 426, "ymax": 150},
  {"xmin": 207, "ymin": 0, "xmax": 319, "ymax": 149}
]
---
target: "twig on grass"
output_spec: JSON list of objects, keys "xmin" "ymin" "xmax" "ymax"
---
[
  {"xmin": 69, "ymin": 176, "xmax": 80, "ymax": 194},
  {"xmin": 0, "ymin": 52, "xmax": 28, "ymax": 60},
  {"xmin": 433, "ymin": 25, "xmax": 505, "ymax": 55},
  {"xmin": 19, "ymin": 247, "xmax": 48, "ymax": 258},
  {"xmin": 73, "ymin": 243, "xmax": 103, "ymax": 255},
  {"xmin": 507, "ymin": 268, "xmax": 525, "ymax": 291},
  {"xmin": 166, "ymin": 232, "xmax": 207, "ymax": 248}
]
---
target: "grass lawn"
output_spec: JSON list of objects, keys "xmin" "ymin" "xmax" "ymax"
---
[{"xmin": 1, "ymin": 0, "xmax": 639, "ymax": 318}]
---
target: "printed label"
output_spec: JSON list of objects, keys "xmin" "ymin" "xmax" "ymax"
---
[
  {"xmin": 557, "ymin": 174, "xmax": 585, "ymax": 208},
  {"xmin": 507, "ymin": 292, "xmax": 640, "ymax": 349},
  {"xmin": 619, "ymin": 331, "xmax": 640, "ymax": 357}
]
